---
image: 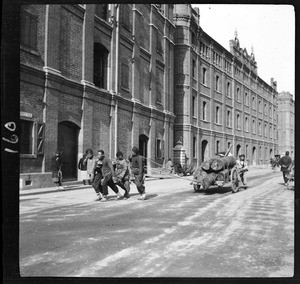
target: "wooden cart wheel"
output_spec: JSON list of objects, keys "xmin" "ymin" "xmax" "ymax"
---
[{"xmin": 231, "ymin": 167, "xmax": 239, "ymax": 193}]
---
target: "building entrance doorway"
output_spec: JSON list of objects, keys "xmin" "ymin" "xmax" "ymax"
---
[
  {"xmin": 57, "ymin": 121, "xmax": 79, "ymax": 181},
  {"xmin": 139, "ymin": 134, "xmax": 148, "ymax": 173},
  {"xmin": 236, "ymin": 144, "xmax": 241, "ymax": 158},
  {"xmin": 252, "ymin": 147, "xmax": 257, "ymax": 165}
]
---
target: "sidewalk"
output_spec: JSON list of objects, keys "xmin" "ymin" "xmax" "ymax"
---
[{"xmin": 19, "ymin": 166, "xmax": 274, "ymax": 196}]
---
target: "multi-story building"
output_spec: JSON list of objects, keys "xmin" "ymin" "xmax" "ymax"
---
[
  {"xmin": 277, "ymin": 91, "xmax": 295, "ymax": 159},
  {"xmin": 20, "ymin": 4, "xmax": 175, "ymax": 188},
  {"xmin": 20, "ymin": 3, "xmax": 279, "ymax": 189},
  {"xmin": 173, "ymin": 4, "xmax": 278, "ymax": 167}
]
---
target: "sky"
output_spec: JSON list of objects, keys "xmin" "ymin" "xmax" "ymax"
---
[{"xmin": 191, "ymin": 4, "xmax": 295, "ymax": 96}]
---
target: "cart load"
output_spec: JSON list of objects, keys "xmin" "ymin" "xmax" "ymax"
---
[{"xmin": 193, "ymin": 155, "xmax": 240, "ymax": 193}]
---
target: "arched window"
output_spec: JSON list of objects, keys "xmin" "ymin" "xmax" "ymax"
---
[
  {"xmin": 252, "ymin": 119, "xmax": 255, "ymax": 133},
  {"xmin": 202, "ymin": 101, "xmax": 207, "ymax": 120},
  {"xmin": 202, "ymin": 68, "xmax": 207, "ymax": 85},
  {"xmin": 215, "ymin": 75, "xmax": 220, "ymax": 91},
  {"xmin": 193, "ymin": 136, "xmax": 197, "ymax": 158},
  {"xmin": 192, "ymin": 96, "xmax": 196, "ymax": 117},
  {"xmin": 216, "ymin": 140, "xmax": 220, "ymax": 154},
  {"xmin": 94, "ymin": 43, "xmax": 109, "ymax": 88},
  {"xmin": 227, "ymin": 110, "xmax": 231, "ymax": 127},
  {"xmin": 227, "ymin": 82, "xmax": 231, "ymax": 97},
  {"xmin": 216, "ymin": 106, "xmax": 220, "ymax": 124},
  {"xmin": 237, "ymin": 114, "xmax": 240, "ymax": 129}
]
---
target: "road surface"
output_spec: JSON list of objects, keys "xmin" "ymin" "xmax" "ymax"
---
[{"xmin": 20, "ymin": 170, "xmax": 294, "ymax": 277}]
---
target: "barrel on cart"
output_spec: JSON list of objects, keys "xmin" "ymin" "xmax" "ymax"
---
[{"xmin": 192, "ymin": 155, "xmax": 241, "ymax": 193}]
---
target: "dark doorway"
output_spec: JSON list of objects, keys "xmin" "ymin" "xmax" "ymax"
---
[
  {"xmin": 139, "ymin": 134, "xmax": 148, "ymax": 158},
  {"xmin": 201, "ymin": 140, "xmax": 209, "ymax": 162},
  {"xmin": 139, "ymin": 134, "xmax": 148, "ymax": 173},
  {"xmin": 57, "ymin": 121, "xmax": 79, "ymax": 181},
  {"xmin": 236, "ymin": 144, "xmax": 241, "ymax": 158},
  {"xmin": 252, "ymin": 147, "xmax": 256, "ymax": 165}
]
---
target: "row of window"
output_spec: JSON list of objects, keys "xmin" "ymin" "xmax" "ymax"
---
[
  {"xmin": 213, "ymin": 51, "xmax": 222, "ymax": 68},
  {"xmin": 191, "ymin": 138, "xmax": 276, "ymax": 160},
  {"xmin": 191, "ymin": 101, "xmax": 276, "ymax": 137}
]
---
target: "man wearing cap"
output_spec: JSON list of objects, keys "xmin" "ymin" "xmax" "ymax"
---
[
  {"xmin": 236, "ymin": 154, "xmax": 248, "ymax": 188},
  {"xmin": 130, "ymin": 146, "xmax": 147, "ymax": 200},
  {"xmin": 278, "ymin": 151, "xmax": 292, "ymax": 185}
]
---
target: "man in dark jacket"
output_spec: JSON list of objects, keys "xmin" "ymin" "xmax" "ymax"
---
[
  {"xmin": 278, "ymin": 151, "xmax": 292, "ymax": 185},
  {"xmin": 130, "ymin": 146, "xmax": 147, "ymax": 200},
  {"xmin": 95, "ymin": 150, "xmax": 122, "ymax": 202}
]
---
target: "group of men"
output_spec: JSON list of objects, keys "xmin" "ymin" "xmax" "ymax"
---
[{"xmin": 78, "ymin": 146, "xmax": 147, "ymax": 201}]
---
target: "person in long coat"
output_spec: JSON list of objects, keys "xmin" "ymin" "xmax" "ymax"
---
[{"xmin": 130, "ymin": 146, "xmax": 147, "ymax": 200}]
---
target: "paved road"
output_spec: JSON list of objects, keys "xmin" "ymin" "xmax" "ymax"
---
[{"xmin": 20, "ymin": 170, "xmax": 294, "ymax": 277}]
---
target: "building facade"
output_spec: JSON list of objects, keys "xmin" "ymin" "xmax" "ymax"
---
[
  {"xmin": 173, "ymin": 4, "xmax": 278, "ymax": 168},
  {"xmin": 277, "ymin": 92, "xmax": 295, "ymax": 159},
  {"xmin": 20, "ymin": 4, "xmax": 175, "ymax": 188},
  {"xmin": 20, "ymin": 3, "xmax": 279, "ymax": 189}
]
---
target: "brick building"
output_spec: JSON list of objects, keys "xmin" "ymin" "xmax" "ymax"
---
[
  {"xmin": 173, "ymin": 4, "xmax": 278, "ymax": 168},
  {"xmin": 20, "ymin": 4, "xmax": 175, "ymax": 188},
  {"xmin": 277, "ymin": 92, "xmax": 294, "ymax": 159},
  {"xmin": 20, "ymin": 3, "xmax": 279, "ymax": 188}
]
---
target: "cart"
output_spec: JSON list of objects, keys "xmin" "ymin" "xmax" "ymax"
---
[{"xmin": 192, "ymin": 163, "xmax": 242, "ymax": 193}]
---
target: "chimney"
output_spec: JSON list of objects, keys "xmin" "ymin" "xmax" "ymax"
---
[{"xmin": 271, "ymin": 78, "xmax": 277, "ymax": 91}]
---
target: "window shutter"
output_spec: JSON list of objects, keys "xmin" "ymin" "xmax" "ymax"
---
[{"xmin": 37, "ymin": 122, "xmax": 45, "ymax": 154}]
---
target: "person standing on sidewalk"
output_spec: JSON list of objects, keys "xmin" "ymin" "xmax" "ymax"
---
[
  {"xmin": 113, "ymin": 151, "xmax": 131, "ymax": 199},
  {"xmin": 236, "ymin": 154, "xmax": 248, "ymax": 188},
  {"xmin": 97, "ymin": 150, "xmax": 122, "ymax": 202},
  {"xmin": 78, "ymin": 153, "xmax": 89, "ymax": 185},
  {"xmin": 84, "ymin": 149, "xmax": 96, "ymax": 185},
  {"xmin": 130, "ymin": 146, "xmax": 147, "ymax": 200},
  {"xmin": 51, "ymin": 150, "xmax": 64, "ymax": 190},
  {"xmin": 278, "ymin": 151, "xmax": 292, "ymax": 185}
]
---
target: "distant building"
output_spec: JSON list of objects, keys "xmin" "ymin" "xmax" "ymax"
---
[
  {"xmin": 277, "ymin": 92, "xmax": 295, "ymax": 159},
  {"xmin": 173, "ymin": 4, "xmax": 278, "ymax": 168},
  {"xmin": 20, "ymin": 3, "xmax": 279, "ymax": 189}
]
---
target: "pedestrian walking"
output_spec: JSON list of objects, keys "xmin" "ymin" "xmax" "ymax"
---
[
  {"xmin": 113, "ymin": 151, "xmax": 131, "ymax": 199},
  {"xmin": 96, "ymin": 150, "xmax": 122, "ymax": 202},
  {"xmin": 278, "ymin": 151, "xmax": 292, "ymax": 185},
  {"xmin": 51, "ymin": 150, "xmax": 64, "ymax": 190},
  {"xmin": 84, "ymin": 149, "xmax": 96, "ymax": 185},
  {"xmin": 78, "ymin": 153, "xmax": 89, "ymax": 185},
  {"xmin": 236, "ymin": 154, "xmax": 248, "ymax": 188},
  {"xmin": 91, "ymin": 151, "xmax": 104, "ymax": 201},
  {"xmin": 130, "ymin": 146, "xmax": 147, "ymax": 200}
]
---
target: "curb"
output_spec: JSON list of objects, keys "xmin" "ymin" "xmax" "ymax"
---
[{"xmin": 19, "ymin": 175, "xmax": 179, "ymax": 197}]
